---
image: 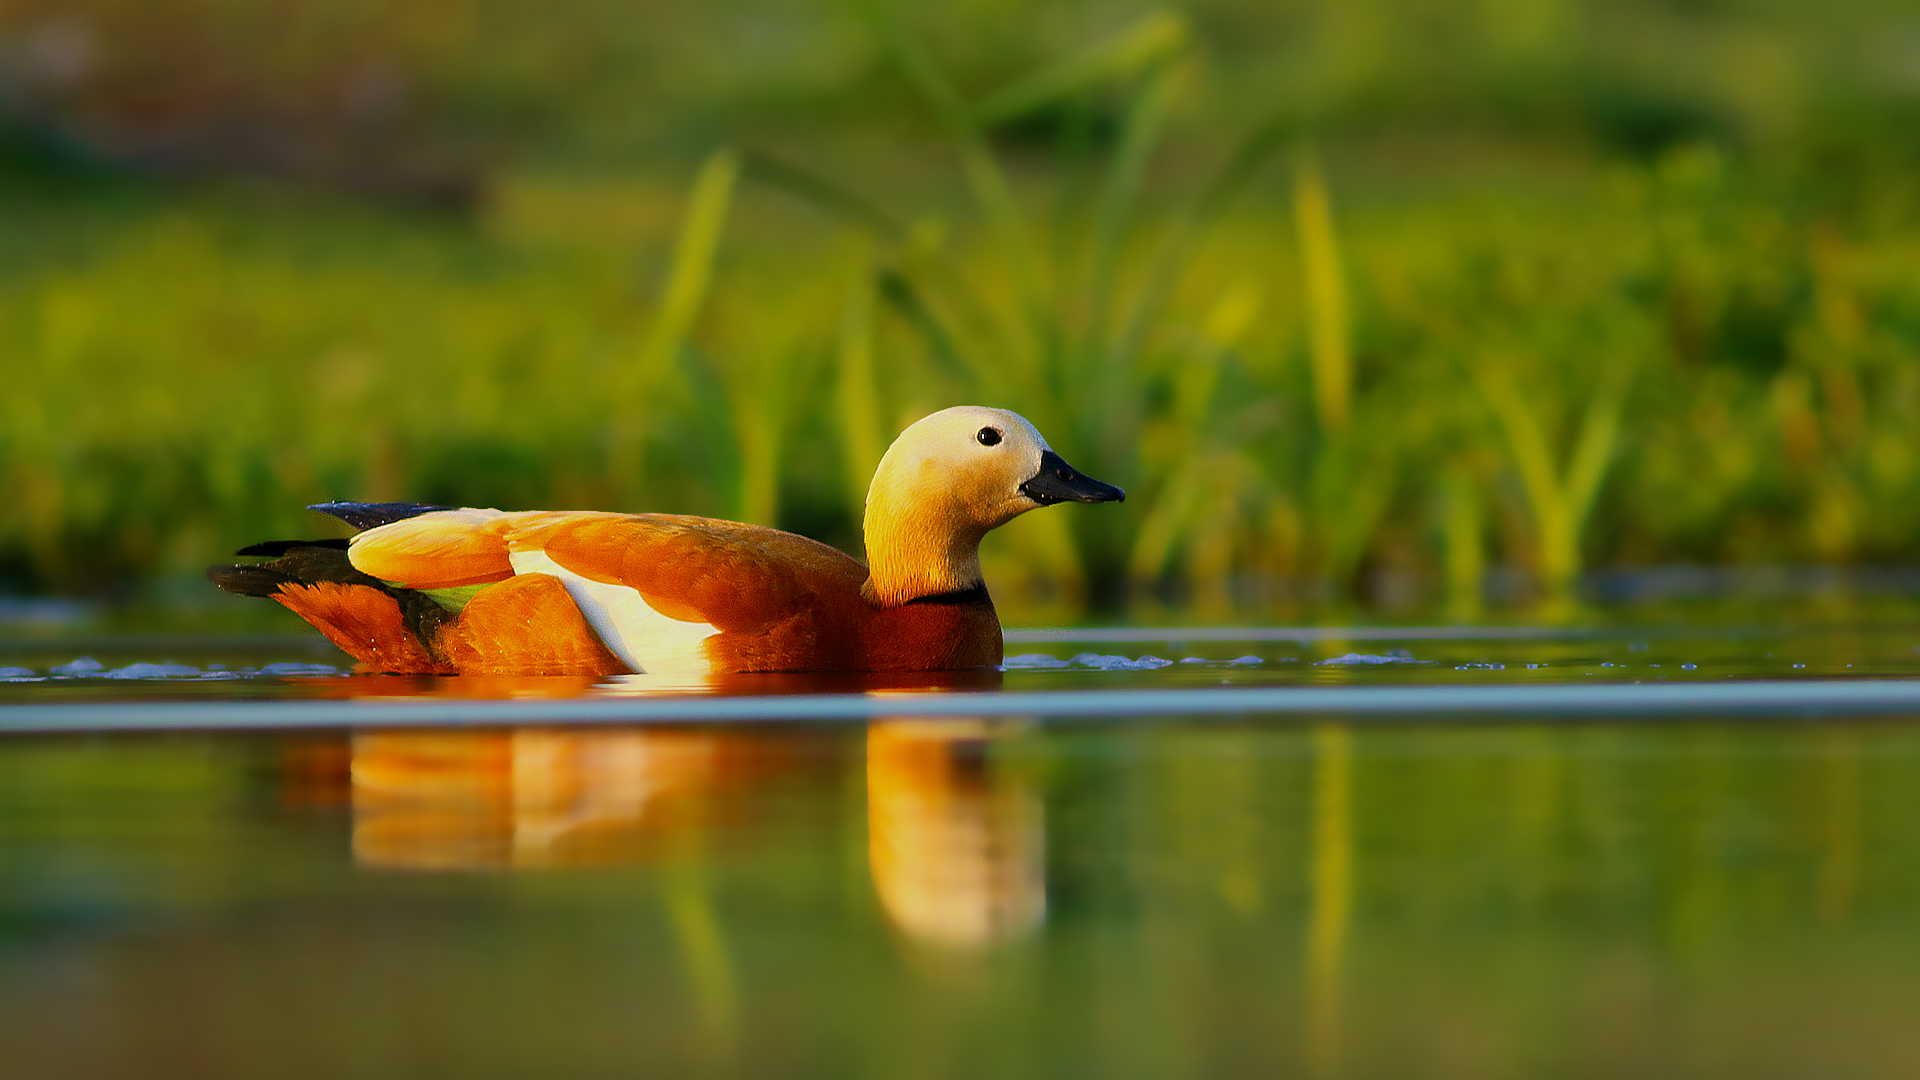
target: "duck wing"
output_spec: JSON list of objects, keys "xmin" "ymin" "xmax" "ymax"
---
[
  {"xmin": 349, "ymin": 510, "xmax": 870, "ymax": 673},
  {"xmin": 505, "ymin": 512, "xmax": 870, "ymax": 673},
  {"xmin": 341, "ymin": 507, "xmax": 519, "ymax": 590}
]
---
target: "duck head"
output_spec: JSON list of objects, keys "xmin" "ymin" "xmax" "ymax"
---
[{"xmin": 862, "ymin": 406, "xmax": 1124, "ymax": 607}]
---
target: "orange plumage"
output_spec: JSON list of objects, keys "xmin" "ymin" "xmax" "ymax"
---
[
  {"xmin": 435, "ymin": 572, "xmax": 625, "ymax": 675},
  {"xmin": 272, "ymin": 581, "xmax": 452, "ymax": 674},
  {"xmin": 211, "ymin": 407, "xmax": 1123, "ymax": 675}
]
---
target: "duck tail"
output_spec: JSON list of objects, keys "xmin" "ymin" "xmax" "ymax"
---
[{"xmin": 208, "ymin": 538, "xmax": 455, "ymax": 674}]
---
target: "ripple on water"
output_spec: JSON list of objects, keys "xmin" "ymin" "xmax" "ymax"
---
[
  {"xmin": 103, "ymin": 662, "xmax": 204, "ymax": 680},
  {"xmin": 1315, "ymin": 649, "xmax": 1430, "ymax": 666},
  {"xmin": 7, "ymin": 657, "xmax": 345, "ymax": 682},
  {"xmin": 1003, "ymin": 653, "xmax": 1262, "ymax": 671}
]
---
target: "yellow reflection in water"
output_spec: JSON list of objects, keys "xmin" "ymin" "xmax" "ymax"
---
[
  {"xmin": 663, "ymin": 862, "xmax": 738, "ymax": 1060},
  {"xmin": 345, "ymin": 726, "xmax": 756, "ymax": 1058},
  {"xmin": 867, "ymin": 720, "xmax": 1045, "ymax": 948},
  {"xmin": 339, "ymin": 714, "xmax": 1048, "ymax": 1022},
  {"xmin": 1820, "ymin": 728, "xmax": 1862, "ymax": 922},
  {"xmin": 349, "ymin": 729, "xmax": 722, "ymax": 870},
  {"xmin": 1306, "ymin": 723, "xmax": 1352, "ymax": 1078}
]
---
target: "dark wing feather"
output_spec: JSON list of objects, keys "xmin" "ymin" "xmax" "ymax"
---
[
  {"xmin": 236, "ymin": 538, "xmax": 351, "ymax": 557},
  {"xmin": 208, "ymin": 540, "xmax": 454, "ymax": 645},
  {"xmin": 307, "ymin": 501, "xmax": 453, "ymax": 530},
  {"xmin": 206, "ymin": 563, "xmax": 300, "ymax": 598}
]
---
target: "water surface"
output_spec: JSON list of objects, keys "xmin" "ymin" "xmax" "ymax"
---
[{"xmin": 4, "ymin": 623, "xmax": 1920, "ymax": 1077}]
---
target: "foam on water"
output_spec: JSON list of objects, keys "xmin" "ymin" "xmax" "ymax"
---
[
  {"xmin": 103, "ymin": 662, "xmax": 206, "ymax": 680},
  {"xmin": 255, "ymin": 662, "xmax": 343, "ymax": 677},
  {"xmin": 1315, "ymin": 649, "xmax": 1430, "ymax": 666},
  {"xmin": 1003, "ymin": 654, "xmax": 1073, "ymax": 670},
  {"xmin": 1004, "ymin": 653, "xmax": 1254, "ymax": 671},
  {"xmin": 5, "ymin": 623, "xmax": 1919, "ymax": 717},
  {"xmin": 4, "ymin": 657, "xmax": 345, "ymax": 682},
  {"xmin": 1072, "ymin": 654, "xmax": 1173, "ymax": 670}
]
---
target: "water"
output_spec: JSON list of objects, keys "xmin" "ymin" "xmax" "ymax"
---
[{"xmin": 5, "ymin": 622, "xmax": 1920, "ymax": 1077}]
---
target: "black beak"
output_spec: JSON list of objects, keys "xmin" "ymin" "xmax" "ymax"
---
[{"xmin": 1020, "ymin": 450, "xmax": 1126, "ymax": 505}]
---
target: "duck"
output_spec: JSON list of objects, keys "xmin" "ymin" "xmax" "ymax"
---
[{"xmin": 208, "ymin": 406, "xmax": 1124, "ymax": 675}]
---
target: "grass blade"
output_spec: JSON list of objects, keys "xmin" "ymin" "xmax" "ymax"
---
[
  {"xmin": 607, "ymin": 149, "xmax": 740, "ymax": 501},
  {"xmin": 741, "ymin": 150, "xmax": 905, "ymax": 242},
  {"xmin": 875, "ymin": 268, "xmax": 975, "ymax": 383},
  {"xmin": 1467, "ymin": 350, "xmax": 1632, "ymax": 607},
  {"xmin": 1086, "ymin": 60, "xmax": 1184, "ymax": 457},
  {"xmin": 1294, "ymin": 148, "xmax": 1352, "ymax": 437},
  {"xmin": 642, "ymin": 149, "xmax": 741, "ymax": 384},
  {"xmin": 835, "ymin": 273, "xmax": 885, "ymax": 518},
  {"xmin": 867, "ymin": 17, "xmax": 1045, "ymax": 345},
  {"xmin": 1438, "ymin": 468, "xmax": 1484, "ymax": 620},
  {"xmin": 1108, "ymin": 113, "xmax": 1293, "ymax": 368},
  {"xmin": 973, "ymin": 10, "xmax": 1191, "ymax": 128},
  {"xmin": 1563, "ymin": 357, "xmax": 1634, "ymax": 536}
]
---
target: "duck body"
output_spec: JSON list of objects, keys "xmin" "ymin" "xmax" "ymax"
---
[{"xmin": 211, "ymin": 407, "xmax": 1122, "ymax": 676}]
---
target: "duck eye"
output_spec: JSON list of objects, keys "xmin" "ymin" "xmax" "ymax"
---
[{"xmin": 976, "ymin": 427, "xmax": 1003, "ymax": 447}]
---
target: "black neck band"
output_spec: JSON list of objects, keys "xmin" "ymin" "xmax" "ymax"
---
[{"xmin": 901, "ymin": 582, "xmax": 993, "ymax": 607}]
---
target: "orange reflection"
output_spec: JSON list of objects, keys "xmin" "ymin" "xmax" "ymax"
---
[
  {"xmin": 304, "ymin": 668, "xmax": 1004, "ymax": 700},
  {"xmin": 321, "ymin": 674, "xmax": 1048, "ymax": 954},
  {"xmin": 278, "ymin": 737, "xmax": 353, "ymax": 809},
  {"xmin": 350, "ymin": 728, "xmax": 775, "ymax": 870},
  {"xmin": 866, "ymin": 720, "xmax": 1045, "ymax": 948}
]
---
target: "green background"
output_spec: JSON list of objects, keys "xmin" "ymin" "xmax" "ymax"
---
[{"xmin": 3, "ymin": 0, "xmax": 1917, "ymax": 620}]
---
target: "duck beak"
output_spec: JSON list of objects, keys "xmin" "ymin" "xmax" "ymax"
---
[{"xmin": 1020, "ymin": 450, "xmax": 1126, "ymax": 505}]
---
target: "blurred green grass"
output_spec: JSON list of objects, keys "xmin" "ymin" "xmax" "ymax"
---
[{"xmin": 2, "ymin": 1, "xmax": 1918, "ymax": 621}]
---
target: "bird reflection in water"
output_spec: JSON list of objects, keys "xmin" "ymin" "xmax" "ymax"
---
[
  {"xmin": 303, "ymin": 667, "xmax": 1006, "ymax": 700},
  {"xmin": 350, "ymin": 727, "xmax": 729, "ymax": 870},
  {"xmin": 867, "ymin": 719, "xmax": 1046, "ymax": 947},
  {"xmin": 312, "ymin": 673, "xmax": 1047, "ymax": 947}
]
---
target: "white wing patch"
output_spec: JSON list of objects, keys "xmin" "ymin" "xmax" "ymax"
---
[{"xmin": 508, "ymin": 549, "xmax": 718, "ymax": 675}]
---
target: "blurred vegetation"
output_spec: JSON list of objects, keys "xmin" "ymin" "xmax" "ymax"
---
[{"xmin": 2, "ymin": 0, "xmax": 1919, "ymax": 619}]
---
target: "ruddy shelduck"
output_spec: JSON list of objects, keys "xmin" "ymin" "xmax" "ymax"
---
[{"xmin": 209, "ymin": 406, "xmax": 1124, "ymax": 675}]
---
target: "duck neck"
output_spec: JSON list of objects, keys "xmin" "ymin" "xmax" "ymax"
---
[{"xmin": 861, "ymin": 502, "xmax": 989, "ymax": 608}]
